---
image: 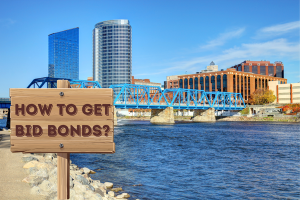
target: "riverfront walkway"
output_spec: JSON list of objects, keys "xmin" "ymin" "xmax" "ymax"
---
[{"xmin": 0, "ymin": 130, "xmax": 46, "ymax": 200}]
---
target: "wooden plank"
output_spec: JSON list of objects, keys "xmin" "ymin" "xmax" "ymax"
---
[
  {"xmin": 11, "ymin": 136, "xmax": 113, "ymax": 143},
  {"xmin": 57, "ymin": 152, "xmax": 70, "ymax": 199},
  {"xmin": 10, "ymin": 86, "xmax": 115, "ymax": 154},
  {"xmin": 57, "ymin": 80, "xmax": 70, "ymax": 200},
  {"xmin": 10, "ymin": 105, "xmax": 113, "ymax": 120},
  {"xmin": 10, "ymin": 88, "xmax": 113, "ymax": 97},
  {"xmin": 10, "ymin": 97, "xmax": 113, "ymax": 107},
  {"xmin": 11, "ymin": 123, "xmax": 113, "ymax": 139},
  {"xmin": 11, "ymin": 142, "xmax": 115, "ymax": 153}
]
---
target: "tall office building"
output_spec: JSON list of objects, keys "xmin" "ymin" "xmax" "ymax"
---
[
  {"xmin": 93, "ymin": 20, "xmax": 132, "ymax": 88},
  {"xmin": 48, "ymin": 27, "xmax": 79, "ymax": 80}
]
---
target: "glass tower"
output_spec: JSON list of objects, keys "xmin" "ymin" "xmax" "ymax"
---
[
  {"xmin": 48, "ymin": 27, "xmax": 79, "ymax": 80},
  {"xmin": 93, "ymin": 20, "xmax": 132, "ymax": 88}
]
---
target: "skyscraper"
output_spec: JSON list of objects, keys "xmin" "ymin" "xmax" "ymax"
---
[
  {"xmin": 93, "ymin": 20, "xmax": 132, "ymax": 88},
  {"xmin": 48, "ymin": 27, "xmax": 79, "ymax": 80}
]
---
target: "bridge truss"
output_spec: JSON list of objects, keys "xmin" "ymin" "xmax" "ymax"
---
[
  {"xmin": 110, "ymin": 84, "xmax": 245, "ymax": 110},
  {"xmin": 27, "ymin": 77, "xmax": 101, "ymax": 88}
]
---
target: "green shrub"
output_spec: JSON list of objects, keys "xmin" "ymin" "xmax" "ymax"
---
[{"xmin": 240, "ymin": 107, "xmax": 250, "ymax": 115}]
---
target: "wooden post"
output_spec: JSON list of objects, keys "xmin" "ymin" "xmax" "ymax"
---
[{"xmin": 57, "ymin": 80, "xmax": 70, "ymax": 200}]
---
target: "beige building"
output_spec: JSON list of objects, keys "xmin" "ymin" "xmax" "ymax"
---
[
  {"xmin": 200, "ymin": 61, "xmax": 218, "ymax": 73},
  {"xmin": 269, "ymin": 81, "xmax": 300, "ymax": 104}
]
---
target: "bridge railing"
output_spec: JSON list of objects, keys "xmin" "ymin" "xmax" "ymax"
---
[{"xmin": 110, "ymin": 84, "xmax": 246, "ymax": 110}]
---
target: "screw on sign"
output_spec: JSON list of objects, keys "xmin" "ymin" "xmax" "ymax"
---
[{"xmin": 10, "ymin": 80, "xmax": 115, "ymax": 200}]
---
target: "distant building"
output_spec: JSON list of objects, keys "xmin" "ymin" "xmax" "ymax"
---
[
  {"xmin": 166, "ymin": 75, "xmax": 184, "ymax": 89},
  {"xmin": 165, "ymin": 62, "xmax": 219, "ymax": 89},
  {"xmin": 197, "ymin": 61, "xmax": 219, "ymax": 74},
  {"xmin": 231, "ymin": 60, "xmax": 284, "ymax": 78},
  {"xmin": 269, "ymin": 81, "xmax": 300, "ymax": 104},
  {"xmin": 93, "ymin": 20, "xmax": 132, "ymax": 88},
  {"xmin": 48, "ymin": 27, "xmax": 79, "ymax": 80},
  {"xmin": 131, "ymin": 76, "xmax": 161, "ymax": 101},
  {"xmin": 132, "ymin": 76, "xmax": 161, "ymax": 91},
  {"xmin": 178, "ymin": 66, "xmax": 287, "ymax": 103}
]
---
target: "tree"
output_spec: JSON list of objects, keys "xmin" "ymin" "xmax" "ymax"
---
[{"xmin": 249, "ymin": 89, "xmax": 276, "ymax": 105}]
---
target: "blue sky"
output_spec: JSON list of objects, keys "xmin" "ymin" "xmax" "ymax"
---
[{"xmin": 0, "ymin": 0, "xmax": 299, "ymax": 97}]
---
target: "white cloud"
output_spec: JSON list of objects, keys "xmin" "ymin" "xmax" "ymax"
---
[
  {"xmin": 150, "ymin": 38, "xmax": 299, "ymax": 75},
  {"xmin": 256, "ymin": 21, "xmax": 300, "ymax": 38},
  {"xmin": 200, "ymin": 28, "xmax": 245, "ymax": 49}
]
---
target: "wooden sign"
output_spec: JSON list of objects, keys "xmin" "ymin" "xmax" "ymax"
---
[{"xmin": 10, "ymin": 87, "xmax": 115, "ymax": 153}]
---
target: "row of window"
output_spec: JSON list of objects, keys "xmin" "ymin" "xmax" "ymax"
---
[
  {"xmin": 101, "ymin": 66, "xmax": 130, "ymax": 68},
  {"xmin": 102, "ymin": 56, "xmax": 130, "ymax": 59},
  {"xmin": 102, "ymin": 33, "xmax": 130, "ymax": 36},
  {"xmin": 102, "ymin": 70, "xmax": 130, "ymax": 72},
  {"xmin": 179, "ymin": 75, "xmax": 228, "ymax": 92},
  {"xmin": 100, "ymin": 53, "xmax": 130, "ymax": 56},
  {"xmin": 102, "ymin": 76, "xmax": 131, "ymax": 79},
  {"xmin": 101, "ymin": 49, "xmax": 130, "ymax": 53},
  {"xmin": 102, "ymin": 73, "xmax": 130, "ymax": 76},
  {"xmin": 238, "ymin": 65, "xmax": 283, "ymax": 78},
  {"xmin": 102, "ymin": 39, "xmax": 130, "ymax": 42},
  {"xmin": 102, "ymin": 36, "xmax": 130, "ymax": 40},
  {"xmin": 102, "ymin": 44, "xmax": 130, "ymax": 48},
  {"xmin": 101, "ymin": 63, "xmax": 130, "ymax": 66},
  {"xmin": 102, "ymin": 25, "xmax": 130, "ymax": 29},
  {"xmin": 102, "ymin": 59, "xmax": 130, "ymax": 62}
]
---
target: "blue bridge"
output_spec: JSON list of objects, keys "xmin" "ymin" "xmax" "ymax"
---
[{"xmin": 1, "ymin": 77, "xmax": 245, "ymax": 110}]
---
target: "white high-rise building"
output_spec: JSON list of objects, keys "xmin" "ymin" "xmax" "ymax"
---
[{"xmin": 93, "ymin": 19, "xmax": 132, "ymax": 88}]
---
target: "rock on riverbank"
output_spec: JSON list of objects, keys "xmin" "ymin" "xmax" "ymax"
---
[
  {"xmin": 218, "ymin": 115, "xmax": 300, "ymax": 122},
  {"xmin": 21, "ymin": 153, "xmax": 136, "ymax": 200}
]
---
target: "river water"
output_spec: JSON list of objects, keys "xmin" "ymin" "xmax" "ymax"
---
[{"xmin": 70, "ymin": 120, "xmax": 300, "ymax": 200}]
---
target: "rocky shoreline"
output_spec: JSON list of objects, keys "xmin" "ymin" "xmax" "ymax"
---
[
  {"xmin": 21, "ymin": 152, "xmax": 137, "ymax": 200},
  {"xmin": 218, "ymin": 115, "xmax": 300, "ymax": 123}
]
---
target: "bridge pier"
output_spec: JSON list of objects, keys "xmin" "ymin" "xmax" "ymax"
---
[
  {"xmin": 150, "ymin": 107, "xmax": 175, "ymax": 124},
  {"xmin": 114, "ymin": 106, "xmax": 117, "ymax": 125},
  {"xmin": 192, "ymin": 108, "xmax": 216, "ymax": 122}
]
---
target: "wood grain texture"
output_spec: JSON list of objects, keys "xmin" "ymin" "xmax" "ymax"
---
[
  {"xmin": 57, "ymin": 80, "xmax": 70, "ymax": 200},
  {"xmin": 57, "ymin": 152, "xmax": 70, "ymax": 200},
  {"xmin": 11, "ymin": 142, "xmax": 115, "ymax": 153},
  {"xmin": 10, "ymin": 86, "xmax": 115, "ymax": 153}
]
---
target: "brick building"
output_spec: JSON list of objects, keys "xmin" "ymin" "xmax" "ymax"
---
[
  {"xmin": 165, "ymin": 75, "xmax": 183, "ymax": 89},
  {"xmin": 231, "ymin": 60, "xmax": 284, "ymax": 78},
  {"xmin": 178, "ymin": 61, "xmax": 287, "ymax": 103}
]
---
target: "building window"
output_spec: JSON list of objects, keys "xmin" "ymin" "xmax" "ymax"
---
[
  {"xmin": 205, "ymin": 76, "xmax": 209, "ymax": 91},
  {"xmin": 255, "ymin": 78, "xmax": 257, "ymax": 90},
  {"xmin": 200, "ymin": 77, "xmax": 204, "ymax": 90},
  {"xmin": 184, "ymin": 78, "xmax": 188, "ymax": 89},
  {"xmin": 276, "ymin": 66, "xmax": 282, "ymax": 78},
  {"xmin": 268, "ymin": 66, "xmax": 274, "ymax": 76},
  {"xmin": 238, "ymin": 65, "xmax": 242, "ymax": 71},
  {"xmin": 217, "ymin": 75, "xmax": 221, "ymax": 91},
  {"xmin": 248, "ymin": 77, "xmax": 250, "ymax": 99},
  {"xmin": 252, "ymin": 65, "xmax": 258, "ymax": 74},
  {"xmin": 237, "ymin": 75, "xmax": 240, "ymax": 93},
  {"xmin": 211, "ymin": 76, "xmax": 215, "ymax": 91},
  {"xmin": 241, "ymin": 76, "xmax": 243, "ymax": 95},
  {"xmin": 223, "ymin": 74, "xmax": 227, "ymax": 92},
  {"xmin": 259, "ymin": 78, "xmax": 261, "ymax": 88},
  {"xmin": 244, "ymin": 65, "xmax": 249, "ymax": 72},
  {"xmin": 179, "ymin": 79, "xmax": 183, "ymax": 88},
  {"xmin": 260, "ymin": 66, "xmax": 266, "ymax": 75},
  {"xmin": 189, "ymin": 78, "xmax": 193, "ymax": 89},
  {"xmin": 194, "ymin": 77, "xmax": 198, "ymax": 90}
]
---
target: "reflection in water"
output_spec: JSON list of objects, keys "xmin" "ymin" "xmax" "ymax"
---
[{"xmin": 70, "ymin": 121, "xmax": 300, "ymax": 200}]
